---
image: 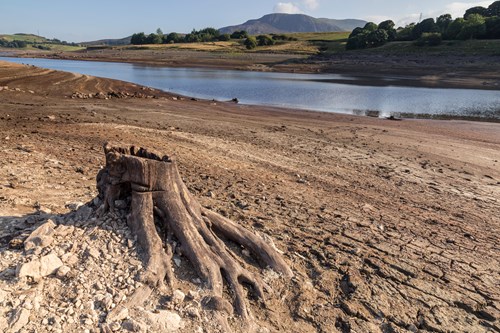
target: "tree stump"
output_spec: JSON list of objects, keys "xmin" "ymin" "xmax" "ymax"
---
[{"xmin": 97, "ymin": 143, "xmax": 292, "ymax": 327}]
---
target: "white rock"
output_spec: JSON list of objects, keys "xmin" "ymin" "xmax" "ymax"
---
[
  {"xmin": 61, "ymin": 253, "xmax": 79, "ymax": 266},
  {"xmin": 24, "ymin": 219, "xmax": 56, "ymax": 251},
  {"xmin": 56, "ymin": 265, "xmax": 71, "ymax": 278},
  {"xmin": 17, "ymin": 253, "xmax": 63, "ymax": 279},
  {"xmin": 143, "ymin": 310, "xmax": 182, "ymax": 332},
  {"xmin": 40, "ymin": 254, "xmax": 64, "ymax": 277},
  {"xmin": 172, "ymin": 290, "xmax": 185, "ymax": 304}
]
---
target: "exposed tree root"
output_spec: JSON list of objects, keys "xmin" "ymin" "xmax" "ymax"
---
[{"xmin": 97, "ymin": 143, "xmax": 293, "ymax": 329}]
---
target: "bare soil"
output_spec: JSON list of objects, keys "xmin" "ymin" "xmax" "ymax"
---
[{"xmin": 0, "ymin": 61, "xmax": 499, "ymax": 332}]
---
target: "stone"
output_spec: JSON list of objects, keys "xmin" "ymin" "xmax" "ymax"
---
[
  {"xmin": 56, "ymin": 265, "xmax": 71, "ymax": 278},
  {"xmin": 24, "ymin": 219, "xmax": 56, "ymax": 251},
  {"xmin": 17, "ymin": 253, "xmax": 63, "ymax": 279},
  {"xmin": 142, "ymin": 310, "xmax": 182, "ymax": 332},
  {"xmin": 171, "ymin": 290, "xmax": 185, "ymax": 304},
  {"xmin": 61, "ymin": 253, "xmax": 79, "ymax": 266},
  {"xmin": 88, "ymin": 248, "xmax": 100, "ymax": 259},
  {"xmin": 40, "ymin": 254, "xmax": 64, "ymax": 277},
  {"xmin": 9, "ymin": 308, "xmax": 30, "ymax": 332},
  {"xmin": 66, "ymin": 202, "xmax": 84, "ymax": 211}
]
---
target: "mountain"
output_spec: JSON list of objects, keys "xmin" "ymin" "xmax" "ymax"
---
[
  {"xmin": 219, "ymin": 13, "xmax": 366, "ymax": 35},
  {"xmin": 80, "ymin": 36, "xmax": 132, "ymax": 47}
]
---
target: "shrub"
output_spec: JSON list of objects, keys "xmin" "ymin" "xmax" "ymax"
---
[
  {"xmin": 414, "ymin": 32, "xmax": 443, "ymax": 46},
  {"xmin": 256, "ymin": 35, "xmax": 275, "ymax": 46},
  {"xmin": 244, "ymin": 36, "xmax": 257, "ymax": 49}
]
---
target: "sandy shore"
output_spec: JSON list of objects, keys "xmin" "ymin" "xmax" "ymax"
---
[{"xmin": 1, "ymin": 61, "xmax": 499, "ymax": 332}]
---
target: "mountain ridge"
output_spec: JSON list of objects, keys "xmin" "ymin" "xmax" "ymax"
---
[{"xmin": 219, "ymin": 13, "xmax": 366, "ymax": 35}]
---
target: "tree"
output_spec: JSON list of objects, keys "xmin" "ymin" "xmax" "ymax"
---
[
  {"xmin": 97, "ymin": 144, "xmax": 292, "ymax": 329},
  {"xmin": 412, "ymin": 18, "xmax": 440, "ymax": 39},
  {"xmin": 485, "ymin": 16, "xmax": 500, "ymax": 38},
  {"xmin": 488, "ymin": 1, "xmax": 500, "ymax": 16},
  {"xmin": 156, "ymin": 28, "xmax": 163, "ymax": 39},
  {"xmin": 145, "ymin": 33, "xmax": 162, "ymax": 44},
  {"xmin": 445, "ymin": 18, "xmax": 466, "ymax": 39},
  {"xmin": 457, "ymin": 13, "xmax": 486, "ymax": 39},
  {"xmin": 396, "ymin": 23, "xmax": 416, "ymax": 41},
  {"xmin": 131, "ymin": 32, "xmax": 146, "ymax": 45},
  {"xmin": 436, "ymin": 14, "xmax": 453, "ymax": 33},
  {"xmin": 378, "ymin": 20, "xmax": 397, "ymax": 41},
  {"xmin": 363, "ymin": 22, "xmax": 378, "ymax": 32},
  {"xmin": 244, "ymin": 36, "xmax": 257, "ymax": 49},
  {"xmin": 230, "ymin": 30, "xmax": 248, "ymax": 39},
  {"xmin": 464, "ymin": 6, "xmax": 488, "ymax": 19},
  {"xmin": 256, "ymin": 34, "xmax": 275, "ymax": 46},
  {"xmin": 217, "ymin": 34, "xmax": 231, "ymax": 41},
  {"xmin": 164, "ymin": 32, "xmax": 181, "ymax": 44},
  {"xmin": 367, "ymin": 29, "xmax": 389, "ymax": 47}
]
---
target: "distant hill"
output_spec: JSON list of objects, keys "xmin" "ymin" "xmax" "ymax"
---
[
  {"xmin": 80, "ymin": 36, "xmax": 132, "ymax": 47},
  {"xmin": 219, "ymin": 13, "xmax": 366, "ymax": 35}
]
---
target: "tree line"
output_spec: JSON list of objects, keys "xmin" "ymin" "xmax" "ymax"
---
[
  {"xmin": 130, "ymin": 27, "xmax": 297, "ymax": 50},
  {"xmin": 346, "ymin": 0, "xmax": 500, "ymax": 49},
  {"xmin": 131, "ymin": 28, "xmax": 249, "ymax": 45}
]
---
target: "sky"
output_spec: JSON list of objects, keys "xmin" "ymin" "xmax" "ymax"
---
[{"xmin": 0, "ymin": 0, "xmax": 494, "ymax": 42}]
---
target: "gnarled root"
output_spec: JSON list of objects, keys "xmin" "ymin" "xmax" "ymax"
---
[{"xmin": 97, "ymin": 143, "xmax": 292, "ymax": 327}]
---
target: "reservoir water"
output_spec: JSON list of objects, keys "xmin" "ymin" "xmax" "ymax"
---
[{"xmin": 1, "ymin": 57, "xmax": 499, "ymax": 120}]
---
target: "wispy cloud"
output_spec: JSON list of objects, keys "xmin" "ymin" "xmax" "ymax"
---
[
  {"xmin": 273, "ymin": 2, "xmax": 302, "ymax": 14},
  {"xmin": 393, "ymin": 1, "xmax": 491, "ymax": 27},
  {"xmin": 302, "ymin": 0, "xmax": 319, "ymax": 10},
  {"xmin": 444, "ymin": 1, "xmax": 491, "ymax": 17}
]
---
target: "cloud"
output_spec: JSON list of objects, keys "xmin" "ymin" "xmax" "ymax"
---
[
  {"xmin": 302, "ymin": 0, "xmax": 319, "ymax": 10},
  {"xmin": 444, "ymin": 1, "xmax": 491, "ymax": 17},
  {"xmin": 273, "ymin": 2, "xmax": 302, "ymax": 14}
]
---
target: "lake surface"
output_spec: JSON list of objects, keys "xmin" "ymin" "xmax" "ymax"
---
[{"xmin": 2, "ymin": 57, "xmax": 500, "ymax": 120}]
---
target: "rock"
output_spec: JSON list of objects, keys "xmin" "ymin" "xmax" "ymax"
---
[
  {"xmin": 56, "ymin": 265, "xmax": 71, "ymax": 278},
  {"xmin": 171, "ymin": 290, "xmax": 185, "ymax": 304},
  {"xmin": 9, "ymin": 307, "xmax": 30, "ymax": 332},
  {"xmin": 88, "ymin": 248, "xmax": 100, "ymax": 259},
  {"xmin": 186, "ymin": 307, "xmax": 200, "ymax": 319},
  {"xmin": 40, "ymin": 253, "xmax": 64, "ymax": 277},
  {"xmin": 142, "ymin": 310, "xmax": 182, "ymax": 332},
  {"xmin": 76, "ymin": 205, "xmax": 93, "ymax": 221},
  {"xmin": 17, "ymin": 253, "xmax": 63, "ymax": 279},
  {"xmin": 122, "ymin": 319, "xmax": 147, "ymax": 332},
  {"xmin": 66, "ymin": 202, "xmax": 84, "ymax": 211},
  {"xmin": 24, "ymin": 219, "xmax": 56, "ymax": 251},
  {"xmin": 106, "ymin": 304, "xmax": 129, "ymax": 322},
  {"xmin": 61, "ymin": 253, "xmax": 79, "ymax": 266}
]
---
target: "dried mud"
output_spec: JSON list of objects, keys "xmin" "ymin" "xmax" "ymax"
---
[{"xmin": 0, "ymin": 61, "xmax": 499, "ymax": 332}]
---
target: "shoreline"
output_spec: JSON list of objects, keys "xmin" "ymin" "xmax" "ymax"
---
[{"xmin": 3, "ymin": 48, "xmax": 500, "ymax": 91}]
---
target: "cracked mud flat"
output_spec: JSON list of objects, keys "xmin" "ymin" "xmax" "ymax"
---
[{"xmin": 0, "ymin": 61, "xmax": 499, "ymax": 332}]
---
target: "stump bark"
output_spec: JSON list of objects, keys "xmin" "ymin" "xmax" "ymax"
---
[{"xmin": 97, "ymin": 143, "xmax": 292, "ymax": 326}]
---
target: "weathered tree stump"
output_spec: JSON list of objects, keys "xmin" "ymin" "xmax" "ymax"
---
[{"xmin": 97, "ymin": 143, "xmax": 292, "ymax": 328}]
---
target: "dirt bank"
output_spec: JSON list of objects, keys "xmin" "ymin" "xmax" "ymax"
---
[{"xmin": 1, "ymin": 61, "xmax": 499, "ymax": 332}]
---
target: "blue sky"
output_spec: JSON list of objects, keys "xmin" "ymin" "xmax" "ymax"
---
[{"xmin": 0, "ymin": 0, "xmax": 493, "ymax": 41}]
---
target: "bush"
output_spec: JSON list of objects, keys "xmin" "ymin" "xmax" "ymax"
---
[
  {"xmin": 244, "ymin": 36, "xmax": 257, "ymax": 49},
  {"xmin": 230, "ymin": 30, "xmax": 248, "ymax": 39},
  {"xmin": 256, "ymin": 35, "xmax": 275, "ymax": 46},
  {"xmin": 217, "ymin": 34, "xmax": 231, "ymax": 41},
  {"xmin": 414, "ymin": 32, "xmax": 443, "ymax": 46}
]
